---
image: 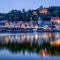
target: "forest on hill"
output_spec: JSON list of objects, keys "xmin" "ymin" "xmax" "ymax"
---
[{"xmin": 0, "ymin": 6, "xmax": 60, "ymax": 21}]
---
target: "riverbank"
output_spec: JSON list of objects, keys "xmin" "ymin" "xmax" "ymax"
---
[{"xmin": 0, "ymin": 28, "xmax": 60, "ymax": 33}]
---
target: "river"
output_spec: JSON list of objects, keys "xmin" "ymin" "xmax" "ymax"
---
[{"xmin": 0, "ymin": 32, "xmax": 60, "ymax": 60}]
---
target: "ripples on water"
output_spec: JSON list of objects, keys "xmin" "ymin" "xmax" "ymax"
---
[{"xmin": 0, "ymin": 32, "xmax": 60, "ymax": 60}]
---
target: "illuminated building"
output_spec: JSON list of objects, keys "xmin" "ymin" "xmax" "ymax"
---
[
  {"xmin": 51, "ymin": 17, "xmax": 60, "ymax": 24},
  {"xmin": 39, "ymin": 8, "xmax": 48, "ymax": 14}
]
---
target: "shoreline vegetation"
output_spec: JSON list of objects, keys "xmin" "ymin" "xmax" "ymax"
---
[{"xmin": 0, "ymin": 6, "xmax": 60, "ymax": 32}]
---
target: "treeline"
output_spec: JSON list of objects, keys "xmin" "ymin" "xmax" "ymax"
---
[{"xmin": 0, "ymin": 6, "xmax": 60, "ymax": 21}]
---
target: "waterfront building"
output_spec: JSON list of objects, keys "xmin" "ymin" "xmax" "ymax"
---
[
  {"xmin": 0, "ymin": 20, "xmax": 7, "ymax": 28},
  {"xmin": 51, "ymin": 17, "xmax": 60, "ymax": 24}
]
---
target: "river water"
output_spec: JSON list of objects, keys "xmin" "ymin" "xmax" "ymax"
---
[{"xmin": 0, "ymin": 32, "xmax": 60, "ymax": 60}]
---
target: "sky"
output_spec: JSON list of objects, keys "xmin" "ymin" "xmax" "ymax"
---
[{"xmin": 0, "ymin": 0, "xmax": 60, "ymax": 13}]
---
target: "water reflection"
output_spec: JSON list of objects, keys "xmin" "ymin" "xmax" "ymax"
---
[
  {"xmin": 0, "ymin": 32, "xmax": 60, "ymax": 57},
  {"xmin": 0, "ymin": 33, "xmax": 52, "ymax": 44}
]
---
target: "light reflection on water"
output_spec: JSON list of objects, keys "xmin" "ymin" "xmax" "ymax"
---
[{"xmin": 0, "ymin": 32, "xmax": 60, "ymax": 59}]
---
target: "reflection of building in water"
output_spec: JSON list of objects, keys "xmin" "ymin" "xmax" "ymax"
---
[
  {"xmin": 50, "ymin": 33, "xmax": 60, "ymax": 46},
  {"xmin": 38, "ymin": 48, "xmax": 48, "ymax": 57},
  {"xmin": 50, "ymin": 39, "xmax": 60, "ymax": 46},
  {"xmin": 42, "ymin": 33, "xmax": 51, "ymax": 40},
  {"xmin": 0, "ymin": 33, "xmax": 60, "ymax": 57},
  {"xmin": 0, "ymin": 33, "xmax": 55, "ymax": 44},
  {"xmin": 0, "ymin": 32, "xmax": 60, "ymax": 45}
]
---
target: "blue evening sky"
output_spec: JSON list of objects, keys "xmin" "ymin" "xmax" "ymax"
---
[{"xmin": 0, "ymin": 0, "xmax": 60, "ymax": 13}]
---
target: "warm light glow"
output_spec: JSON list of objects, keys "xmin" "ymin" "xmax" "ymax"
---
[
  {"xmin": 51, "ymin": 17, "xmax": 60, "ymax": 24},
  {"xmin": 50, "ymin": 39, "xmax": 60, "ymax": 46},
  {"xmin": 56, "ymin": 19, "xmax": 60, "ymax": 24}
]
